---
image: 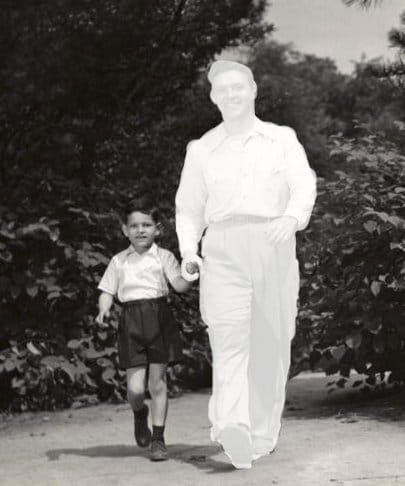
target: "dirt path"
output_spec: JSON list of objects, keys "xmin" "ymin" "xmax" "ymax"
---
[{"xmin": 1, "ymin": 373, "xmax": 405, "ymax": 486}]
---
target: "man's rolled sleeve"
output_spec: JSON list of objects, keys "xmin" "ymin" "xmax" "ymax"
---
[
  {"xmin": 282, "ymin": 128, "xmax": 317, "ymax": 230},
  {"xmin": 175, "ymin": 140, "xmax": 208, "ymax": 257},
  {"xmin": 97, "ymin": 257, "xmax": 118, "ymax": 296}
]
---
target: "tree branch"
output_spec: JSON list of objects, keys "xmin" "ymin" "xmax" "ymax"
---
[{"xmin": 125, "ymin": 0, "xmax": 189, "ymax": 106}]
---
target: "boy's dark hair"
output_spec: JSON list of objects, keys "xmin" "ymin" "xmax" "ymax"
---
[{"xmin": 122, "ymin": 197, "xmax": 159, "ymax": 224}]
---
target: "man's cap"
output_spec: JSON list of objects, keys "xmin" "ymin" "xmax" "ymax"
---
[{"xmin": 207, "ymin": 60, "xmax": 254, "ymax": 84}]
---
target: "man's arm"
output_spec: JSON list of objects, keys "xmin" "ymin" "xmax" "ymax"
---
[
  {"xmin": 281, "ymin": 127, "xmax": 317, "ymax": 230},
  {"xmin": 175, "ymin": 140, "xmax": 208, "ymax": 279},
  {"xmin": 265, "ymin": 128, "xmax": 316, "ymax": 244}
]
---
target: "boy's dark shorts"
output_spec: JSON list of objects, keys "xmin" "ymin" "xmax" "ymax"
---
[{"xmin": 118, "ymin": 297, "xmax": 183, "ymax": 370}]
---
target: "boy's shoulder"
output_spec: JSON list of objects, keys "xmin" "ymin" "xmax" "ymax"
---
[
  {"xmin": 109, "ymin": 246, "xmax": 132, "ymax": 264},
  {"xmin": 155, "ymin": 246, "xmax": 177, "ymax": 260}
]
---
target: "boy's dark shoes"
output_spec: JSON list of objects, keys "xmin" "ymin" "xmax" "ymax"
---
[
  {"xmin": 134, "ymin": 405, "xmax": 152, "ymax": 448},
  {"xmin": 150, "ymin": 439, "xmax": 168, "ymax": 461}
]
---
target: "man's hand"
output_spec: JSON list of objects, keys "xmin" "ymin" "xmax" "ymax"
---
[
  {"xmin": 264, "ymin": 216, "xmax": 298, "ymax": 244},
  {"xmin": 181, "ymin": 254, "xmax": 203, "ymax": 282},
  {"xmin": 95, "ymin": 310, "xmax": 110, "ymax": 328}
]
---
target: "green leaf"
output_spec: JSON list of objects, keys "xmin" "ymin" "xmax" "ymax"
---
[
  {"xmin": 336, "ymin": 378, "xmax": 347, "ymax": 388},
  {"xmin": 330, "ymin": 345, "xmax": 346, "ymax": 361},
  {"xmin": 27, "ymin": 342, "xmax": 41, "ymax": 356},
  {"xmin": 363, "ymin": 221, "xmax": 378, "ymax": 233},
  {"xmin": 11, "ymin": 377, "xmax": 25, "ymax": 389},
  {"xmin": 67, "ymin": 339, "xmax": 81, "ymax": 350},
  {"xmin": 102, "ymin": 368, "xmax": 115, "ymax": 382},
  {"xmin": 387, "ymin": 215, "xmax": 405, "ymax": 229},
  {"xmin": 345, "ymin": 333, "xmax": 362, "ymax": 349},
  {"xmin": 370, "ymin": 281, "xmax": 381, "ymax": 296},
  {"xmin": 96, "ymin": 358, "xmax": 113, "ymax": 367},
  {"xmin": 74, "ymin": 361, "xmax": 90, "ymax": 376},
  {"xmin": 104, "ymin": 347, "xmax": 117, "ymax": 356},
  {"xmin": 363, "ymin": 210, "xmax": 389, "ymax": 223},
  {"xmin": 365, "ymin": 375, "xmax": 376, "ymax": 386},
  {"xmin": 48, "ymin": 291, "xmax": 61, "ymax": 300},
  {"xmin": 83, "ymin": 347, "xmax": 105, "ymax": 360},
  {"xmin": 41, "ymin": 355, "xmax": 61, "ymax": 369},
  {"xmin": 365, "ymin": 320, "xmax": 382, "ymax": 334},
  {"xmin": 0, "ymin": 250, "xmax": 13, "ymax": 263},
  {"xmin": 84, "ymin": 375, "xmax": 97, "ymax": 388},
  {"xmin": 60, "ymin": 363, "xmax": 76, "ymax": 382},
  {"xmin": 4, "ymin": 360, "xmax": 16, "ymax": 372},
  {"xmin": 26, "ymin": 285, "xmax": 39, "ymax": 297},
  {"xmin": 373, "ymin": 335, "xmax": 385, "ymax": 353},
  {"xmin": 97, "ymin": 331, "xmax": 108, "ymax": 341}
]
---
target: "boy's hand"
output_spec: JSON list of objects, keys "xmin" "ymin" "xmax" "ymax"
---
[
  {"xmin": 186, "ymin": 262, "xmax": 200, "ymax": 275},
  {"xmin": 95, "ymin": 310, "xmax": 110, "ymax": 328},
  {"xmin": 181, "ymin": 254, "xmax": 202, "ymax": 282}
]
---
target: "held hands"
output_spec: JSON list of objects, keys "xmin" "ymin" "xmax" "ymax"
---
[
  {"xmin": 264, "ymin": 216, "xmax": 298, "ymax": 244},
  {"xmin": 181, "ymin": 254, "xmax": 203, "ymax": 282}
]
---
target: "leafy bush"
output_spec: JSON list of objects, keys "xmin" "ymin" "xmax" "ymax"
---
[
  {"xmin": 0, "ymin": 183, "xmax": 211, "ymax": 411},
  {"xmin": 293, "ymin": 126, "xmax": 405, "ymax": 391}
]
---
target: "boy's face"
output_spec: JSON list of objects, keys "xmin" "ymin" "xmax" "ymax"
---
[{"xmin": 122, "ymin": 211, "xmax": 160, "ymax": 253}]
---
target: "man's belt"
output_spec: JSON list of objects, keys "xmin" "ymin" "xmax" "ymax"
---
[{"xmin": 210, "ymin": 214, "xmax": 276, "ymax": 227}]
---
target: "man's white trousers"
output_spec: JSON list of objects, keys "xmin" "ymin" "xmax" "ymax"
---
[{"xmin": 200, "ymin": 219, "xmax": 299, "ymax": 465}]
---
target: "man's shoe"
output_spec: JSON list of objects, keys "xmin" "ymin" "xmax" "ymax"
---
[
  {"xmin": 134, "ymin": 405, "xmax": 152, "ymax": 448},
  {"xmin": 219, "ymin": 424, "xmax": 252, "ymax": 469},
  {"xmin": 150, "ymin": 439, "xmax": 168, "ymax": 461}
]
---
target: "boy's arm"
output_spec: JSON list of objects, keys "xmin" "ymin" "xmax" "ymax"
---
[
  {"xmin": 96, "ymin": 292, "xmax": 114, "ymax": 327},
  {"xmin": 161, "ymin": 249, "xmax": 195, "ymax": 293},
  {"xmin": 96, "ymin": 256, "xmax": 118, "ymax": 326},
  {"xmin": 170, "ymin": 276, "xmax": 193, "ymax": 293}
]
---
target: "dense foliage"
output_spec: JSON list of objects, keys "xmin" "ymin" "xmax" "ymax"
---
[
  {"xmin": 0, "ymin": 0, "xmax": 270, "ymax": 411},
  {"xmin": 293, "ymin": 127, "xmax": 405, "ymax": 391},
  {"xmin": 1, "ymin": 1, "xmax": 405, "ymax": 410}
]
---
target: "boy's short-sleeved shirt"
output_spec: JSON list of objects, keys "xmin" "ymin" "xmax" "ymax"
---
[{"xmin": 98, "ymin": 243, "xmax": 181, "ymax": 302}]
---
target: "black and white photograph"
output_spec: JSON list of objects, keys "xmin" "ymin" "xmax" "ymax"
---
[{"xmin": 1, "ymin": 1, "xmax": 405, "ymax": 485}]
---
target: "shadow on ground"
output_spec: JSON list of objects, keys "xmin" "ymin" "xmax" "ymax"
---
[
  {"xmin": 46, "ymin": 445, "xmax": 145, "ymax": 461},
  {"xmin": 46, "ymin": 443, "xmax": 235, "ymax": 474},
  {"xmin": 285, "ymin": 375, "xmax": 405, "ymax": 423}
]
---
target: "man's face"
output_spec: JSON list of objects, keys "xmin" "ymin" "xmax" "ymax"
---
[
  {"xmin": 210, "ymin": 70, "xmax": 256, "ymax": 120},
  {"xmin": 122, "ymin": 211, "xmax": 160, "ymax": 253}
]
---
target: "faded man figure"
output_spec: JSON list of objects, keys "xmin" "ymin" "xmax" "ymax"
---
[{"xmin": 175, "ymin": 60, "xmax": 316, "ymax": 469}]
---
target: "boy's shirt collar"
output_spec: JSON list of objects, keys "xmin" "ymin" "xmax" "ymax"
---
[{"xmin": 125, "ymin": 242, "xmax": 158, "ymax": 258}]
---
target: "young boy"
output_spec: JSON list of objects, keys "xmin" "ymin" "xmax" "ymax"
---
[{"xmin": 96, "ymin": 198, "xmax": 192, "ymax": 461}]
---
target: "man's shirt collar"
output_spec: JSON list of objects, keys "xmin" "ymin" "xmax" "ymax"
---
[{"xmin": 203, "ymin": 116, "xmax": 277, "ymax": 152}]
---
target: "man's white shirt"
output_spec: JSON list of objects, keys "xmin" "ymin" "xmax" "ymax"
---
[{"xmin": 175, "ymin": 116, "xmax": 317, "ymax": 257}]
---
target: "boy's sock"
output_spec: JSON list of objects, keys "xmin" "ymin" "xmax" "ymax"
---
[
  {"xmin": 152, "ymin": 425, "xmax": 165, "ymax": 442},
  {"xmin": 134, "ymin": 403, "xmax": 148, "ymax": 416}
]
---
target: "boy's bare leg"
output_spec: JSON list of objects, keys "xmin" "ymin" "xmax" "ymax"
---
[
  {"xmin": 148, "ymin": 363, "xmax": 169, "ymax": 460},
  {"xmin": 126, "ymin": 366, "xmax": 147, "ymax": 411},
  {"xmin": 148, "ymin": 363, "xmax": 168, "ymax": 426}
]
